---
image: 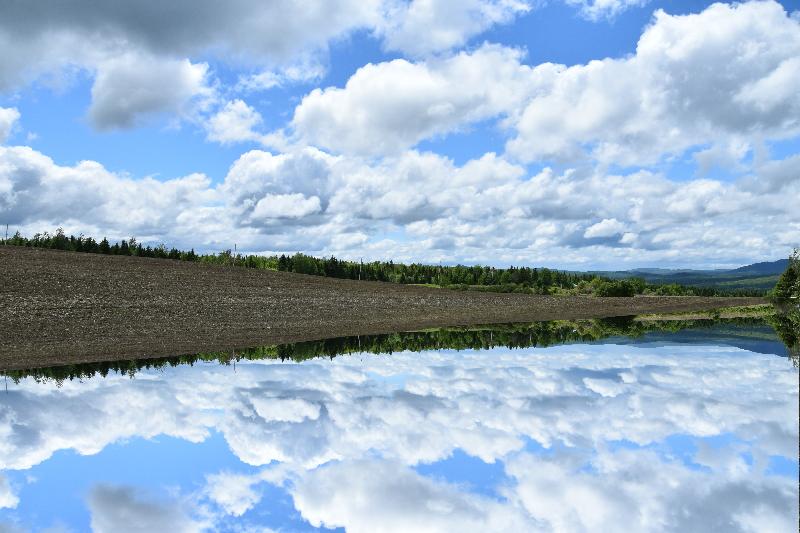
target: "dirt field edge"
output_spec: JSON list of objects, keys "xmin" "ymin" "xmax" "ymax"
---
[{"xmin": 0, "ymin": 246, "xmax": 767, "ymax": 371}]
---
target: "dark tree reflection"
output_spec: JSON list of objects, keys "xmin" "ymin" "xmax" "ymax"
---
[{"xmin": 3, "ymin": 316, "xmax": 795, "ymax": 385}]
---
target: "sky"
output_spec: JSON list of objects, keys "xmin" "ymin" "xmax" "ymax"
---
[
  {"xmin": 1, "ymin": 340, "xmax": 797, "ymax": 532},
  {"xmin": 0, "ymin": 0, "xmax": 798, "ymax": 269}
]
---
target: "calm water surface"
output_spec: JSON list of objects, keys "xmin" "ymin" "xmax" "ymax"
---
[{"xmin": 1, "ymin": 320, "xmax": 797, "ymax": 532}]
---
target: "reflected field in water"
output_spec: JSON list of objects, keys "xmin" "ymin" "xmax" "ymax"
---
[
  {"xmin": 0, "ymin": 317, "xmax": 798, "ymax": 532},
  {"xmin": 3, "ymin": 315, "xmax": 797, "ymax": 384}
]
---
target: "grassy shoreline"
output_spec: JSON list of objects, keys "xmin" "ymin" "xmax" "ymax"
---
[{"xmin": 635, "ymin": 304, "xmax": 776, "ymax": 321}]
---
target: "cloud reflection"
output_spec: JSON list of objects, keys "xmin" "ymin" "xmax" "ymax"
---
[{"xmin": 0, "ymin": 342, "xmax": 797, "ymax": 532}]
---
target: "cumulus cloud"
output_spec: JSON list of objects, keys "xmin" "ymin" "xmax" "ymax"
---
[
  {"xmin": 507, "ymin": 1, "xmax": 800, "ymax": 166},
  {"xmin": 2, "ymin": 134, "xmax": 798, "ymax": 266},
  {"xmin": 2, "ymin": 342, "xmax": 796, "ymax": 530},
  {"xmin": 0, "ymin": 1, "xmax": 380, "ymax": 130},
  {"xmin": 693, "ymin": 140, "xmax": 751, "ymax": 176},
  {"xmin": 89, "ymin": 53, "xmax": 212, "ymax": 130},
  {"xmin": 220, "ymin": 148, "xmax": 337, "ymax": 230},
  {"xmin": 0, "ymin": 107, "xmax": 19, "ymax": 144},
  {"xmin": 205, "ymin": 100, "xmax": 264, "ymax": 145},
  {"xmin": 292, "ymin": 459, "xmax": 531, "ymax": 532},
  {"xmin": 283, "ymin": 1, "xmax": 800, "ymax": 166},
  {"xmin": 290, "ymin": 44, "xmax": 540, "ymax": 156},
  {"xmin": 0, "ymin": 0, "xmax": 538, "ymax": 129},
  {"xmin": 0, "ymin": 144, "xmax": 221, "ymax": 246},
  {"xmin": 250, "ymin": 193, "xmax": 322, "ymax": 220},
  {"xmin": 0, "ymin": 475, "xmax": 18, "ymax": 510},
  {"xmin": 506, "ymin": 446, "xmax": 796, "ymax": 532},
  {"xmin": 0, "ymin": 1, "xmax": 381, "ymax": 89},
  {"xmin": 741, "ymin": 153, "xmax": 800, "ymax": 193},
  {"xmin": 377, "ymin": 0, "xmax": 534, "ymax": 56},
  {"xmin": 566, "ymin": 0, "xmax": 650, "ymax": 21},
  {"xmin": 583, "ymin": 218, "xmax": 626, "ymax": 239},
  {"xmin": 204, "ymin": 472, "xmax": 266, "ymax": 517},
  {"xmin": 87, "ymin": 485, "xmax": 207, "ymax": 533}
]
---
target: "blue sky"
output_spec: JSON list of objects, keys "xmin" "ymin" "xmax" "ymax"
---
[
  {"xmin": 0, "ymin": 0, "xmax": 798, "ymax": 268},
  {"xmin": 0, "ymin": 339, "xmax": 797, "ymax": 531}
]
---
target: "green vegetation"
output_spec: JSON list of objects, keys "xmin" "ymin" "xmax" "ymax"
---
[
  {"xmin": 772, "ymin": 249, "xmax": 799, "ymax": 300},
  {"xmin": 768, "ymin": 252, "xmax": 800, "ymax": 361},
  {"xmin": 767, "ymin": 311, "xmax": 799, "ymax": 362},
  {"xmin": 592, "ymin": 260, "xmax": 787, "ymax": 292},
  {"xmin": 1, "ymin": 228, "xmax": 767, "ymax": 296},
  {"xmin": 3, "ymin": 316, "xmax": 787, "ymax": 385},
  {"xmin": 636, "ymin": 304, "xmax": 776, "ymax": 321}
]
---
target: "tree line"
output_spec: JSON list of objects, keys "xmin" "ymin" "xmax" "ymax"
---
[{"xmin": 1, "ymin": 228, "xmax": 767, "ymax": 296}]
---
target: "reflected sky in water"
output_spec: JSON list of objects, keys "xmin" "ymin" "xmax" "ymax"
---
[{"xmin": 1, "ymin": 326, "xmax": 797, "ymax": 532}]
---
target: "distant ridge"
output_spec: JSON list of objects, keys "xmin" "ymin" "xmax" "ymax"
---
[
  {"xmin": 589, "ymin": 258, "xmax": 788, "ymax": 291},
  {"xmin": 726, "ymin": 259, "xmax": 789, "ymax": 276}
]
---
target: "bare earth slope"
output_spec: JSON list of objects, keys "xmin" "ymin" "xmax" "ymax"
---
[{"xmin": 0, "ymin": 246, "xmax": 766, "ymax": 370}]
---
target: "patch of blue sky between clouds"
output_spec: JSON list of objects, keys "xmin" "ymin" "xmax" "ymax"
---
[
  {"xmin": 415, "ymin": 448, "xmax": 511, "ymax": 501},
  {"xmin": 3, "ymin": 432, "xmax": 243, "ymax": 532}
]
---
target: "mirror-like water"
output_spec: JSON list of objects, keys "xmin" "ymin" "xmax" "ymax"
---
[{"xmin": 1, "ymin": 318, "xmax": 798, "ymax": 532}]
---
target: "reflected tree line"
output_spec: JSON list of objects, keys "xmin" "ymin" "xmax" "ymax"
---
[{"xmin": 4, "ymin": 315, "xmax": 796, "ymax": 385}]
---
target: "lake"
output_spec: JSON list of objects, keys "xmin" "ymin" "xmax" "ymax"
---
[{"xmin": 1, "ymin": 318, "xmax": 797, "ymax": 532}]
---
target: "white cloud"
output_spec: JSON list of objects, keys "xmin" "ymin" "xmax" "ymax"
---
[
  {"xmin": 565, "ymin": 0, "xmax": 650, "ymax": 21},
  {"xmin": 205, "ymin": 100, "xmax": 264, "ymax": 145},
  {"xmin": 378, "ymin": 0, "xmax": 534, "ymax": 56},
  {"xmin": 2, "ymin": 342, "xmax": 797, "ymax": 530},
  {"xmin": 0, "ymin": 144, "xmax": 221, "ymax": 247},
  {"xmin": 290, "ymin": 44, "xmax": 540, "ymax": 156},
  {"xmin": 283, "ymin": 1, "xmax": 800, "ymax": 166},
  {"xmin": 250, "ymin": 193, "xmax": 322, "ymax": 220},
  {"xmin": 87, "ymin": 485, "xmax": 208, "ymax": 533},
  {"xmin": 507, "ymin": 0, "xmax": 800, "ymax": 166},
  {"xmin": 0, "ymin": 107, "xmax": 19, "ymax": 144},
  {"xmin": 741, "ymin": 153, "xmax": 800, "ymax": 193},
  {"xmin": 220, "ymin": 148, "xmax": 337, "ymax": 229},
  {"xmin": 204, "ymin": 472, "xmax": 265, "ymax": 517},
  {"xmin": 292, "ymin": 459, "xmax": 531, "ymax": 532},
  {"xmin": 0, "ymin": 0, "xmax": 536, "ymax": 129},
  {"xmin": 89, "ymin": 53, "xmax": 212, "ymax": 130},
  {"xmin": 237, "ymin": 59, "xmax": 327, "ymax": 93},
  {"xmin": 506, "ymin": 446, "xmax": 796, "ymax": 533},
  {"xmin": 2, "ymin": 134, "xmax": 798, "ymax": 266},
  {"xmin": 0, "ymin": 1, "xmax": 382, "ymax": 90},
  {"xmin": 583, "ymin": 218, "xmax": 626, "ymax": 239},
  {"xmin": 0, "ymin": 2, "xmax": 382, "ymax": 131},
  {"xmin": 0, "ymin": 475, "xmax": 18, "ymax": 510},
  {"xmin": 693, "ymin": 140, "xmax": 750, "ymax": 176}
]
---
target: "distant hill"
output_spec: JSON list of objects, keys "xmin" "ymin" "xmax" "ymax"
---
[
  {"xmin": 590, "ymin": 259, "xmax": 788, "ymax": 292},
  {"xmin": 726, "ymin": 259, "xmax": 789, "ymax": 276}
]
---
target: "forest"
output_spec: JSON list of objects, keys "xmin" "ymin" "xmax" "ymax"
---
[{"xmin": 1, "ymin": 228, "xmax": 769, "ymax": 297}]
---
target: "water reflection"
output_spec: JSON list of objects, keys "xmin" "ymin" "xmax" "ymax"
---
[
  {"xmin": 0, "ymin": 319, "xmax": 797, "ymax": 532},
  {"xmin": 3, "ymin": 316, "xmax": 796, "ymax": 384}
]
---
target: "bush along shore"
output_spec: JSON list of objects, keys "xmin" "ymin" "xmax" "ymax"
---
[{"xmin": 1, "ymin": 229, "xmax": 771, "ymax": 297}]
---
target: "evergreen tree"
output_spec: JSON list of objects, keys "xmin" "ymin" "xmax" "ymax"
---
[{"xmin": 773, "ymin": 249, "xmax": 799, "ymax": 299}]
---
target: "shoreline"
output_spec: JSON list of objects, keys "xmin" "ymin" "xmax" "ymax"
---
[{"xmin": 1, "ymin": 246, "xmax": 767, "ymax": 371}]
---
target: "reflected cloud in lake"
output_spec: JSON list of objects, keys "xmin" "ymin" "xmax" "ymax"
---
[{"xmin": 0, "ymin": 320, "xmax": 797, "ymax": 532}]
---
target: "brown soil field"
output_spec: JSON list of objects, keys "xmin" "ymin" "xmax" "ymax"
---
[{"xmin": 0, "ymin": 246, "xmax": 766, "ymax": 371}]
